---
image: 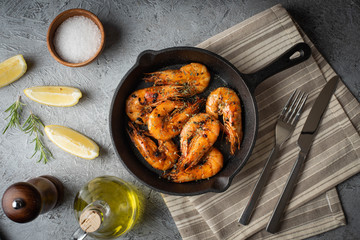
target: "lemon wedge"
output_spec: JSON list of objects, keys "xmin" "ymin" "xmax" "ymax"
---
[
  {"xmin": 24, "ymin": 86, "xmax": 82, "ymax": 107},
  {"xmin": 0, "ymin": 55, "xmax": 27, "ymax": 88},
  {"xmin": 44, "ymin": 125, "xmax": 99, "ymax": 160}
]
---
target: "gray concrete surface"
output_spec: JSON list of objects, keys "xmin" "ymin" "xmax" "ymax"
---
[{"xmin": 0, "ymin": 1, "xmax": 359, "ymax": 239}]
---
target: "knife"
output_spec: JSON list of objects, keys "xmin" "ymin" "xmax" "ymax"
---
[{"xmin": 266, "ymin": 76, "xmax": 339, "ymax": 234}]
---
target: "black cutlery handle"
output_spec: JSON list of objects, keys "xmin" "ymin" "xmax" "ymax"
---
[
  {"xmin": 239, "ymin": 145, "xmax": 280, "ymax": 225},
  {"xmin": 266, "ymin": 151, "xmax": 307, "ymax": 233}
]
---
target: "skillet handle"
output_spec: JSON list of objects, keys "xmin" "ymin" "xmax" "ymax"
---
[{"xmin": 244, "ymin": 43, "xmax": 311, "ymax": 93}]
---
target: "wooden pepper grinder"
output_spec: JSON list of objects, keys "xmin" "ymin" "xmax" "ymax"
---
[{"xmin": 2, "ymin": 175, "xmax": 64, "ymax": 223}]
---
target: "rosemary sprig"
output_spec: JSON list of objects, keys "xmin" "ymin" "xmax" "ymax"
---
[
  {"xmin": 3, "ymin": 96, "xmax": 25, "ymax": 134},
  {"xmin": 22, "ymin": 112, "xmax": 53, "ymax": 164}
]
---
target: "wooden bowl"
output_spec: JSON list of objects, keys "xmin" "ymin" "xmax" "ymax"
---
[{"xmin": 46, "ymin": 9, "xmax": 105, "ymax": 67}]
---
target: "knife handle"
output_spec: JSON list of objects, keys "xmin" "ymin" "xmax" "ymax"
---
[
  {"xmin": 239, "ymin": 145, "xmax": 280, "ymax": 225},
  {"xmin": 266, "ymin": 151, "xmax": 307, "ymax": 233}
]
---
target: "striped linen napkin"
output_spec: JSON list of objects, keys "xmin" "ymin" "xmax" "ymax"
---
[{"xmin": 162, "ymin": 4, "xmax": 360, "ymax": 240}]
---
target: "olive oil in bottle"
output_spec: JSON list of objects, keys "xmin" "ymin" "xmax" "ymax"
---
[{"xmin": 72, "ymin": 176, "xmax": 140, "ymax": 239}]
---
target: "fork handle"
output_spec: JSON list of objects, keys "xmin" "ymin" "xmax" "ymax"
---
[
  {"xmin": 266, "ymin": 151, "xmax": 307, "ymax": 233},
  {"xmin": 239, "ymin": 145, "xmax": 280, "ymax": 225}
]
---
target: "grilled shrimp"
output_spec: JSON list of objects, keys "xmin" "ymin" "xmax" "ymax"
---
[
  {"xmin": 178, "ymin": 113, "xmax": 220, "ymax": 170},
  {"xmin": 144, "ymin": 63, "xmax": 211, "ymax": 94},
  {"xmin": 127, "ymin": 122, "xmax": 178, "ymax": 171},
  {"xmin": 168, "ymin": 148, "xmax": 223, "ymax": 183},
  {"xmin": 148, "ymin": 98, "xmax": 205, "ymax": 140},
  {"xmin": 206, "ymin": 87, "xmax": 242, "ymax": 155},
  {"xmin": 126, "ymin": 85, "xmax": 196, "ymax": 125}
]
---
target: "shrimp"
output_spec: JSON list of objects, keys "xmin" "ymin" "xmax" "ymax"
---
[
  {"xmin": 143, "ymin": 63, "xmax": 211, "ymax": 94},
  {"xmin": 206, "ymin": 87, "xmax": 242, "ymax": 155},
  {"xmin": 148, "ymin": 98, "xmax": 205, "ymax": 140},
  {"xmin": 127, "ymin": 122, "xmax": 178, "ymax": 171},
  {"xmin": 126, "ymin": 85, "xmax": 196, "ymax": 125},
  {"xmin": 168, "ymin": 148, "xmax": 223, "ymax": 183},
  {"xmin": 177, "ymin": 113, "xmax": 220, "ymax": 170}
]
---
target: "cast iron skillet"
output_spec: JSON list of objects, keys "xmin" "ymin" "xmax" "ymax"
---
[{"xmin": 109, "ymin": 43, "xmax": 311, "ymax": 196}]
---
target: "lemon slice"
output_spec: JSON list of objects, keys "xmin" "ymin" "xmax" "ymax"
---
[
  {"xmin": 44, "ymin": 125, "xmax": 99, "ymax": 160},
  {"xmin": 0, "ymin": 55, "xmax": 27, "ymax": 88},
  {"xmin": 24, "ymin": 86, "xmax": 82, "ymax": 107}
]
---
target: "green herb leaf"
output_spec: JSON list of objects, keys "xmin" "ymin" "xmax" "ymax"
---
[
  {"xmin": 22, "ymin": 113, "xmax": 53, "ymax": 164},
  {"xmin": 3, "ymin": 97, "xmax": 25, "ymax": 134}
]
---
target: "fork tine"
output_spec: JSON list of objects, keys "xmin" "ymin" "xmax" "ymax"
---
[
  {"xmin": 279, "ymin": 90, "xmax": 297, "ymax": 120},
  {"xmin": 284, "ymin": 90, "xmax": 300, "ymax": 121},
  {"xmin": 287, "ymin": 91, "xmax": 304, "ymax": 123},
  {"xmin": 291, "ymin": 93, "xmax": 308, "ymax": 125}
]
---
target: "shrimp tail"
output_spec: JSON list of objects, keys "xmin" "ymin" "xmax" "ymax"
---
[
  {"xmin": 143, "ymin": 73, "xmax": 164, "ymax": 85},
  {"xmin": 167, "ymin": 148, "xmax": 224, "ymax": 183},
  {"xmin": 127, "ymin": 122, "xmax": 178, "ymax": 171}
]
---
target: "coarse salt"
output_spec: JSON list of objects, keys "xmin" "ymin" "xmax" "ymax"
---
[{"xmin": 54, "ymin": 16, "xmax": 101, "ymax": 63}]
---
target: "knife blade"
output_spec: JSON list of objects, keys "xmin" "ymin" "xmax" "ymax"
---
[
  {"xmin": 266, "ymin": 76, "xmax": 339, "ymax": 234},
  {"xmin": 297, "ymin": 76, "xmax": 339, "ymax": 153}
]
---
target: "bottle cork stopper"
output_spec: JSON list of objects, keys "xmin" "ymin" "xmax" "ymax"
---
[{"xmin": 79, "ymin": 209, "xmax": 102, "ymax": 233}]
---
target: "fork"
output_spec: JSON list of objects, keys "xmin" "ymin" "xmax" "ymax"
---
[{"xmin": 239, "ymin": 90, "xmax": 308, "ymax": 225}]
